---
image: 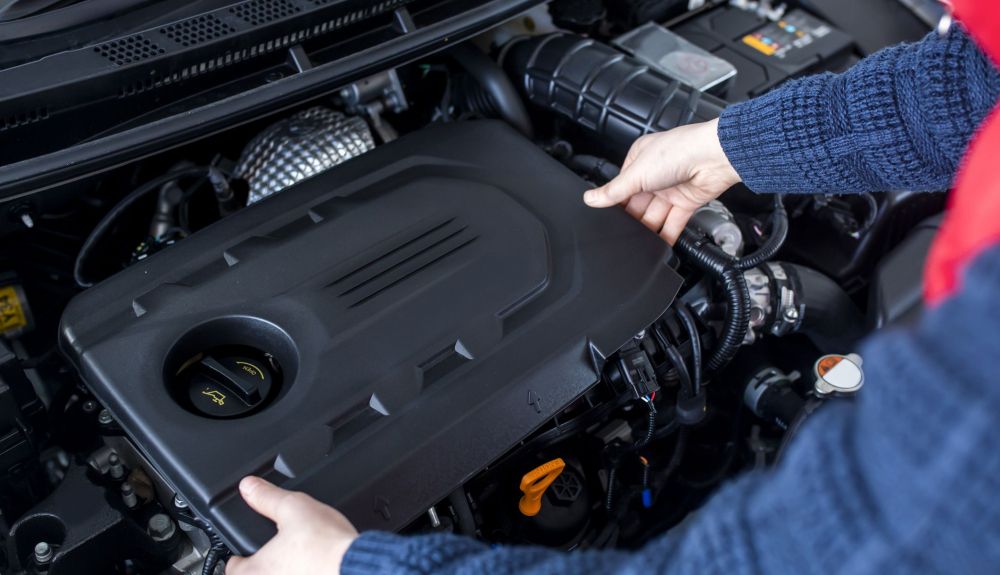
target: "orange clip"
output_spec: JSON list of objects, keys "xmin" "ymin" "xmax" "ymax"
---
[{"xmin": 518, "ymin": 458, "xmax": 566, "ymax": 517}]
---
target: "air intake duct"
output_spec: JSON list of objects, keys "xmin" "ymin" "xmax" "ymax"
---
[{"xmin": 500, "ymin": 34, "xmax": 726, "ymax": 156}]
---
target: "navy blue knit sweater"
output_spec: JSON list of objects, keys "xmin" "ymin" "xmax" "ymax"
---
[{"xmin": 341, "ymin": 29, "xmax": 1000, "ymax": 575}]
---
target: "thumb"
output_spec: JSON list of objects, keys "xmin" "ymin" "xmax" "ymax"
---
[
  {"xmin": 583, "ymin": 167, "xmax": 643, "ymax": 208},
  {"xmin": 224, "ymin": 555, "xmax": 246, "ymax": 574},
  {"xmin": 239, "ymin": 476, "xmax": 298, "ymax": 523}
]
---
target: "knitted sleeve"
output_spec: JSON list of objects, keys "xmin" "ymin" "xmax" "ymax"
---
[{"xmin": 718, "ymin": 28, "xmax": 1000, "ymax": 194}]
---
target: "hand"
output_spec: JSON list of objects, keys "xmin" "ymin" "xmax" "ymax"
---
[
  {"xmin": 582, "ymin": 119, "xmax": 741, "ymax": 244},
  {"xmin": 225, "ymin": 476, "xmax": 358, "ymax": 575}
]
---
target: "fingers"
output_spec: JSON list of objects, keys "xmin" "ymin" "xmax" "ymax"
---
[
  {"xmin": 623, "ymin": 192, "xmax": 654, "ymax": 219},
  {"xmin": 239, "ymin": 476, "xmax": 303, "ymax": 524},
  {"xmin": 660, "ymin": 204, "xmax": 695, "ymax": 245},
  {"xmin": 639, "ymin": 196, "xmax": 672, "ymax": 233},
  {"xmin": 225, "ymin": 555, "xmax": 245, "ymax": 574},
  {"xmin": 584, "ymin": 167, "xmax": 643, "ymax": 208}
]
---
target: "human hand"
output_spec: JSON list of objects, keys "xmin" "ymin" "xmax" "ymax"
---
[
  {"xmin": 582, "ymin": 119, "xmax": 741, "ymax": 244},
  {"xmin": 225, "ymin": 476, "xmax": 358, "ymax": 575}
]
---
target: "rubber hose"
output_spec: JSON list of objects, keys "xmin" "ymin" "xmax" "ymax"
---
[
  {"xmin": 654, "ymin": 325, "xmax": 694, "ymax": 398},
  {"xmin": 675, "ymin": 228, "xmax": 750, "ymax": 374},
  {"xmin": 675, "ymin": 304, "xmax": 703, "ymax": 397},
  {"xmin": 567, "ymin": 154, "xmax": 621, "ymax": 183},
  {"xmin": 734, "ymin": 195, "xmax": 788, "ymax": 271},
  {"xmin": 74, "ymin": 166, "xmax": 210, "ymax": 288},
  {"xmin": 775, "ymin": 397, "xmax": 823, "ymax": 463},
  {"xmin": 451, "ymin": 43, "xmax": 534, "ymax": 138}
]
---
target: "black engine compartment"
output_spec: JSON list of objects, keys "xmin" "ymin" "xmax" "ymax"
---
[{"xmin": 0, "ymin": 1, "xmax": 940, "ymax": 573}]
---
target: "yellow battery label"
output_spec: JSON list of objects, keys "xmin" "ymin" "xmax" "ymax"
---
[
  {"xmin": 0, "ymin": 285, "xmax": 28, "ymax": 333},
  {"xmin": 743, "ymin": 35, "xmax": 778, "ymax": 56}
]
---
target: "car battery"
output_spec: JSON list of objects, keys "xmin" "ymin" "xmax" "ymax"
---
[{"xmin": 676, "ymin": 6, "xmax": 855, "ymax": 101}]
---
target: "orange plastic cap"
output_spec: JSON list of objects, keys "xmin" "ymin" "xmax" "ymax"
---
[{"xmin": 518, "ymin": 458, "xmax": 566, "ymax": 517}]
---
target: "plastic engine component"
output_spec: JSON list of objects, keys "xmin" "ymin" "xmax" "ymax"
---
[
  {"xmin": 59, "ymin": 121, "xmax": 683, "ymax": 554},
  {"xmin": 502, "ymin": 33, "xmax": 726, "ymax": 156}
]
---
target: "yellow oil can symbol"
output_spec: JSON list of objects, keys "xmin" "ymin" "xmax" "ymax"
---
[{"xmin": 202, "ymin": 389, "xmax": 227, "ymax": 406}]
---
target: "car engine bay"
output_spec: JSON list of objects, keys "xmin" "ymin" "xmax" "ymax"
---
[{"xmin": 0, "ymin": 1, "xmax": 945, "ymax": 573}]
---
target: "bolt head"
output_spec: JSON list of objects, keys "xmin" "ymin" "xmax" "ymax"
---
[
  {"xmin": 98, "ymin": 409, "xmax": 113, "ymax": 425},
  {"xmin": 148, "ymin": 513, "xmax": 176, "ymax": 542},
  {"xmin": 783, "ymin": 307, "xmax": 800, "ymax": 321},
  {"xmin": 82, "ymin": 400, "xmax": 98, "ymax": 413},
  {"xmin": 34, "ymin": 541, "xmax": 53, "ymax": 564}
]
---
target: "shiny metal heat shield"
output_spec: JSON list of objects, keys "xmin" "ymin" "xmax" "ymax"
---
[{"xmin": 234, "ymin": 107, "xmax": 375, "ymax": 204}]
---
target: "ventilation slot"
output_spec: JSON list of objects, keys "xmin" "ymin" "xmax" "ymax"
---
[
  {"xmin": 2, "ymin": 107, "xmax": 48, "ymax": 132},
  {"xmin": 328, "ymin": 218, "xmax": 478, "ymax": 308},
  {"xmin": 160, "ymin": 14, "xmax": 235, "ymax": 47},
  {"xmin": 94, "ymin": 34, "xmax": 165, "ymax": 66},
  {"xmin": 230, "ymin": 0, "xmax": 301, "ymax": 26},
  {"xmin": 110, "ymin": 0, "xmax": 407, "ymax": 98}
]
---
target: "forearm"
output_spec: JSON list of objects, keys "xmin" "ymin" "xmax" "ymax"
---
[{"xmin": 719, "ymin": 28, "xmax": 1000, "ymax": 194}]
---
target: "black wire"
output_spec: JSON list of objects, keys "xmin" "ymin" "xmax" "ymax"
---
[
  {"xmin": 604, "ymin": 466, "xmax": 618, "ymax": 512},
  {"xmin": 857, "ymin": 192, "xmax": 879, "ymax": 235},
  {"xmin": 674, "ymin": 228, "xmax": 750, "ymax": 374},
  {"xmin": 177, "ymin": 510, "xmax": 231, "ymax": 575},
  {"xmin": 675, "ymin": 304, "xmax": 703, "ymax": 395},
  {"xmin": 178, "ymin": 175, "xmax": 209, "ymax": 232},
  {"xmin": 73, "ymin": 166, "xmax": 211, "ymax": 288},
  {"xmin": 664, "ymin": 340, "xmax": 695, "ymax": 399},
  {"xmin": 733, "ymin": 195, "xmax": 787, "ymax": 271},
  {"xmin": 633, "ymin": 406, "xmax": 656, "ymax": 449},
  {"xmin": 652, "ymin": 324, "xmax": 693, "ymax": 398}
]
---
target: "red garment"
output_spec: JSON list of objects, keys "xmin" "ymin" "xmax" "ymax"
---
[{"xmin": 924, "ymin": 0, "xmax": 1000, "ymax": 304}]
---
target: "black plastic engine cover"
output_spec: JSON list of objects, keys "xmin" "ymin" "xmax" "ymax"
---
[{"xmin": 60, "ymin": 121, "xmax": 682, "ymax": 553}]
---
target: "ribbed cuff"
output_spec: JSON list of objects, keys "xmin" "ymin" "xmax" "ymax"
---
[
  {"xmin": 342, "ymin": 532, "xmax": 415, "ymax": 575},
  {"xmin": 717, "ymin": 73, "xmax": 853, "ymax": 195}
]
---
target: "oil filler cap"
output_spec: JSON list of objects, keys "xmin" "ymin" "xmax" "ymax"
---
[{"xmin": 183, "ymin": 354, "xmax": 275, "ymax": 418}]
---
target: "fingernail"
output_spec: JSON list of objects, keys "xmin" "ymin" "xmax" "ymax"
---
[{"xmin": 583, "ymin": 190, "xmax": 597, "ymax": 205}]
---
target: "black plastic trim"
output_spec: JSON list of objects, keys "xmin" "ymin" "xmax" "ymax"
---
[{"xmin": 0, "ymin": 0, "xmax": 545, "ymax": 201}]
